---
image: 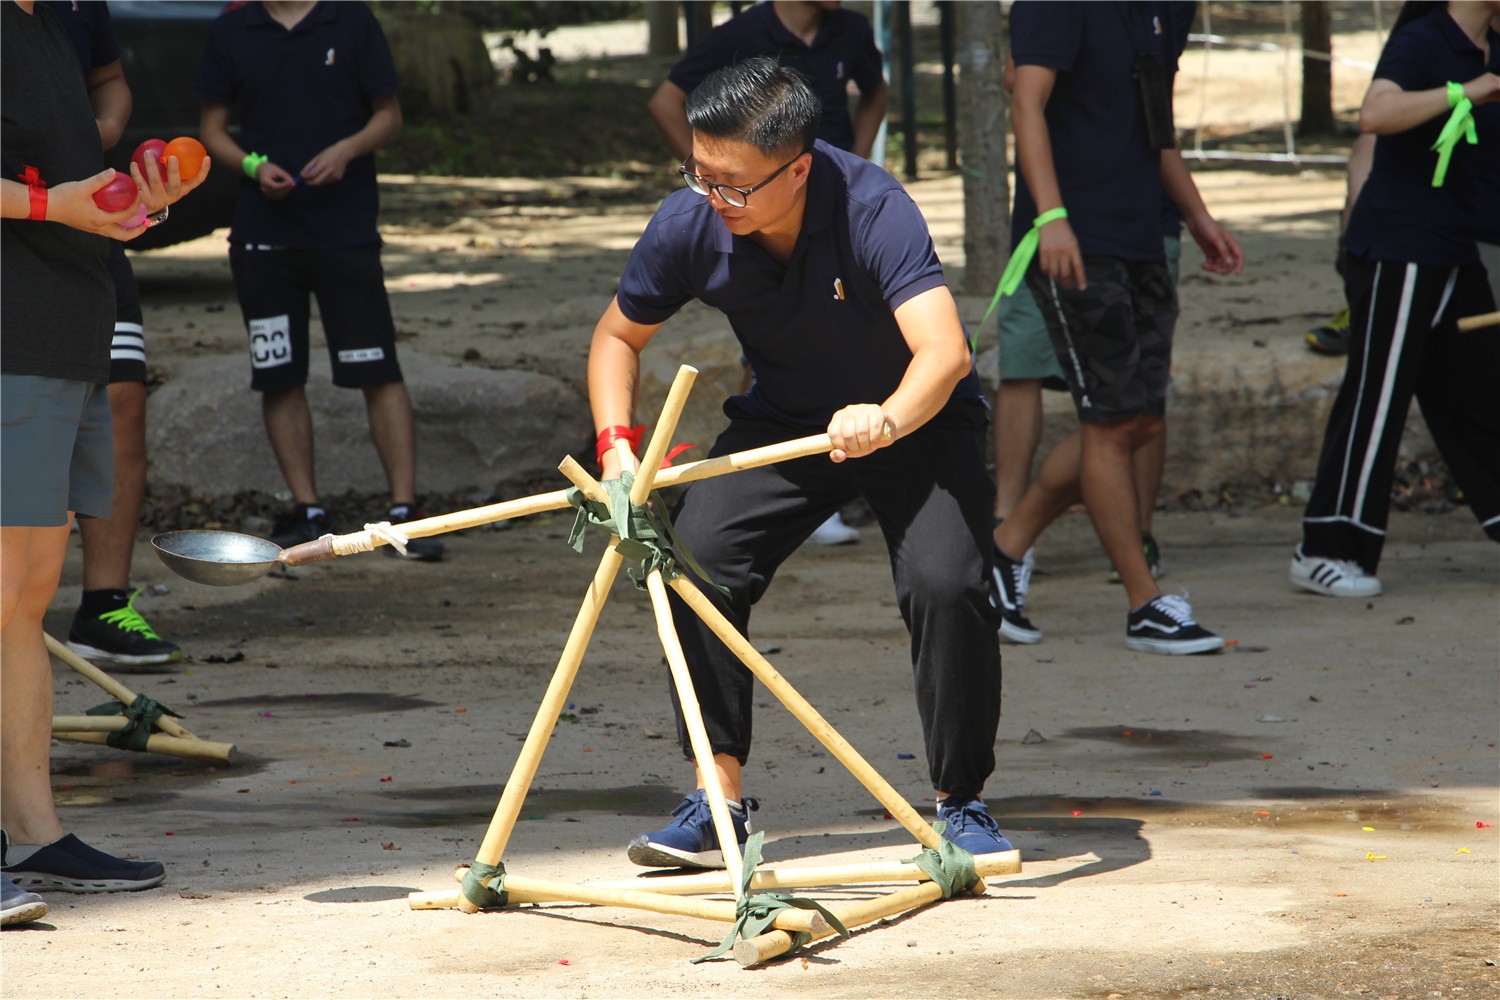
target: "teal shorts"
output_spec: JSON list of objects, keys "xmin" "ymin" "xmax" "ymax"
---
[
  {"xmin": 999, "ymin": 234, "xmax": 1181, "ymax": 386},
  {"xmin": 1, "ymin": 374, "xmax": 113, "ymax": 526}
]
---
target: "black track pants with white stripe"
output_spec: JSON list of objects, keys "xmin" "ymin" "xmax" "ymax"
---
[{"xmin": 1303, "ymin": 257, "xmax": 1500, "ymax": 575}]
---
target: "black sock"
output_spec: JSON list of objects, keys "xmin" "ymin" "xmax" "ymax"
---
[{"xmin": 79, "ymin": 588, "xmax": 130, "ymax": 617}]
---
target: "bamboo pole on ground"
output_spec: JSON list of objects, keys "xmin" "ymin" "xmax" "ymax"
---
[
  {"xmin": 45, "ymin": 633, "xmax": 196, "ymax": 740},
  {"xmin": 51, "ymin": 729, "xmax": 233, "ymax": 763},
  {"xmin": 734, "ymin": 880, "xmax": 947, "ymax": 967},
  {"xmin": 579, "ymin": 850, "xmax": 1022, "ymax": 895}
]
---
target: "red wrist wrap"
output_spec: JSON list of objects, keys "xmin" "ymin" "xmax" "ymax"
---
[{"xmin": 596, "ymin": 424, "xmax": 644, "ymax": 465}]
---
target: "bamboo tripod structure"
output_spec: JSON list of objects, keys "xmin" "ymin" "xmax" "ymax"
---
[
  {"xmin": 46, "ymin": 633, "xmax": 234, "ymax": 763},
  {"xmin": 407, "ymin": 366, "xmax": 1020, "ymax": 966}
]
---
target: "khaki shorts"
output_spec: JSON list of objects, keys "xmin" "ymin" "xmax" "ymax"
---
[{"xmin": 1, "ymin": 375, "xmax": 113, "ymax": 526}]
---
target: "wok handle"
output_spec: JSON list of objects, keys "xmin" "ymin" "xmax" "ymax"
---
[{"xmin": 280, "ymin": 537, "xmax": 337, "ymax": 566}]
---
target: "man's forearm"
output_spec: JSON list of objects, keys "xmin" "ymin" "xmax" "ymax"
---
[
  {"xmin": 851, "ymin": 82, "xmax": 889, "ymax": 159},
  {"xmin": 88, "ymin": 72, "xmax": 132, "ymax": 151},
  {"xmin": 341, "ymin": 101, "xmax": 402, "ymax": 159},
  {"xmin": 1012, "ymin": 97, "xmax": 1063, "ymax": 214}
]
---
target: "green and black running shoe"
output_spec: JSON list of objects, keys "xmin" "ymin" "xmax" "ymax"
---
[
  {"xmin": 1306, "ymin": 306, "xmax": 1352, "ymax": 355},
  {"xmin": 67, "ymin": 589, "xmax": 182, "ymax": 668}
]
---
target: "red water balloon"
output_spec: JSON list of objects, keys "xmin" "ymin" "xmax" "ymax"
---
[
  {"xmin": 92, "ymin": 173, "xmax": 138, "ymax": 213},
  {"xmin": 132, "ymin": 139, "xmax": 167, "ymax": 184}
]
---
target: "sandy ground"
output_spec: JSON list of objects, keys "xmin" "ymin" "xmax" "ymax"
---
[{"xmin": 6, "ymin": 11, "xmax": 1500, "ymax": 999}]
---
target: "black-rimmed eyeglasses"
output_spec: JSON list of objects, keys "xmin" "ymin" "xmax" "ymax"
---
[{"xmin": 678, "ymin": 154, "xmax": 802, "ymax": 208}]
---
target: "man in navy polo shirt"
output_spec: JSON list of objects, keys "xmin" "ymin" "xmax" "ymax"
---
[
  {"xmin": 591, "ymin": 58, "xmax": 1009, "ymax": 869},
  {"xmin": 198, "ymin": 0, "xmax": 440, "ymax": 560},
  {"xmin": 990, "ymin": 0, "xmax": 1241, "ymax": 656},
  {"xmin": 648, "ymin": 1, "xmax": 887, "ymax": 161}
]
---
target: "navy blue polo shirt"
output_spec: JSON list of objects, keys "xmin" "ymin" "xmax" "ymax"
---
[
  {"xmin": 617, "ymin": 141, "xmax": 982, "ymax": 429},
  {"xmin": 668, "ymin": 2, "xmax": 883, "ymax": 153},
  {"xmin": 44, "ymin": 0, "xmax": 118, "ymax": 76},
  {"xmin": 1010, "ymin": 1, "xmax": 1187, "ymax": 260},
  {"xmin": 1345, "ymin": 12, "xmax": 1499, "ymax": 264},
  {"xmin": 197, "ymin": 1, "xmax": 397, "ymax": 248}
]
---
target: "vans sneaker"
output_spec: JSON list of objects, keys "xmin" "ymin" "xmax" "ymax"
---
[
  {"xmin": 1, "ymin": 876, "xmax": 47, "ymax": 927},
  {"xmin": 627, "ymin": 790, "xmax": 757, "ymax": 869},
  {"xmin": 1289, "ymin": 545, "xmax": 1382, "ymax": 597},
  {"xmin": 936, "ymin": 797, "xmax": 1014, "ymax": 856},
  {"xmin": 67, "ymin": 589, "xmax": 182, "ymax": 668},
  {"xmin": 991, "ymin": 544, "xmax": 1042, "ymax": 644},
  {"xmin": 2, "ymin": 831, "xmax": 165, "ymax": 893},
  {"xmin": 1125, "ymin": 594, "xmax": 1225, "ymax": 655}
]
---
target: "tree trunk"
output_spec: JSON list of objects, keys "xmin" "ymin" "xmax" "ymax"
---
[
  {"xmin": 1299, "ymin": 1, "xmax": 1336, "ymax": 136},
  {"xmin": 955, "ymin": 1, "xmax": 1009, "ymax": 297},
  {"xmin": 647, "ymin": 1, "xmax": 680, "ymax": 59}
]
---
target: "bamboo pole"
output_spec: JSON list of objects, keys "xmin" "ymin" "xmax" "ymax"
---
[
  {"xmin": 439, "ymin": 539, "xmax": 624, "ymax": 913},
  {"xmin": 667, "ymin": 576, "xmax": 988, "ymax": 894},
  {"xmin": 45, "ymin": 633, "xmax": 196, "ymax": 740},
  {"xmin": 735, "ymin": 880, "xmax": 948, "ymax": 967},
  {"xmin": 1457, "ymin": 310, "xmax": 1500, "ymax": 332},
  {"xmin": 646, "ymin": 570, "xmax": 746, "ymax": 896},
  {"xmin": 52, "ymin": 730, "xmax": 233, "ymax": 764},
  {"xmin": 630, "ymin": 365, "xmax": 697, "ymax": 506},
  {"xmin": 580, "ymin": 850, "xmax": 1022, "ymax": 895}
]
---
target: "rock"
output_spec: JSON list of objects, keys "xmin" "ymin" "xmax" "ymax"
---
[{"xmin": 146, "ymin": 351, "xmax": 590, "ymax": 496}]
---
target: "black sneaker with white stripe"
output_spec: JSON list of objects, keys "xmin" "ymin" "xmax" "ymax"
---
[
  {"xmin": 991, "ymin": 544, "xmax": 1042, "ymax": 644},
  {"xmin": 1125, "ymin": 594, "xmax": 1225, "ymax": 655}
]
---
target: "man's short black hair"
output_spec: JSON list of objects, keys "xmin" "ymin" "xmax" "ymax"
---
[{"xmin": 685, "ymin": 56, "xmax": 820, "ymax": 157}]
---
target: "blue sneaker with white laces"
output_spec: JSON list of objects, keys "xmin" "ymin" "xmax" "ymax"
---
[
  {"xmin": 936, "ymin": 796, "xmax": 1014, "ymax": 856},
  {"xmin": 627, "ymin": 789, "xmax": 757, "ymax": 869}
]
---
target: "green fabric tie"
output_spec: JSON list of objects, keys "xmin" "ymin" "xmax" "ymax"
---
[
  {"xmin": 693, "ymin": 831, "xmax": 850, "ymax": 963},
  {"xmin": 1430, "ymin": 82, "xmax": 1475, "ymax": 188},
  {"xmin": 565, "ymin": 471, "xmax": 725, "ymax": 594},
  {"xmin": 901, "ymin": 821, "xmax": 979, "ymax": 899},
  {"xmin": 460, "ymin": 860, "xmax": 508, "ymax": 909},
  {"xmin": 973, "ymin": 207, "xmax": 1070, "ymax": 350},
  {"xmin": 85, "ymin": 693, "xmax": 182, "ymax": 752}
]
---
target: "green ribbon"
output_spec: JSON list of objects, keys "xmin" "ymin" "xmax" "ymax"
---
[
  {"xmin": 901, "ymin": 821, "xmax": 979, "ymax": 899},
  {"xmin": 85, "ymin": 694, "xmax": 182, "ymax": 752},
  {"xmin": 972, "ymin": 207, "xmax": 1070, "ymax": 350},
  {"xmin": 693, "ymin": 831, "xmax": 850, "ymax": 963},
  {"xmin": 1430, "ymin": 82, "xmax": 1475, "ymax": 188},
  {"xmin": 459, "ymin": 860, "xmax": 508, "ymax": 909},
  {"xmin": 564, "ymin": 471, "xmax": 725, "ymax": 595}
]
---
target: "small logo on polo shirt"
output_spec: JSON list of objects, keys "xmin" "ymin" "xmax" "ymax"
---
[
  {"xmin": 833, "ymin": 278, "xmax": 846, "ymax": 301},
  {"xmin": 1152, "ymin": 15, "xmax": 1162, "ymax": 34},
  {"xmin": 325, "ymin": 48, "xmax": 336, "ymax": 66},
  {"xmin": 836, "ymin": 61, "xmax": 845, "ymax": 80}
]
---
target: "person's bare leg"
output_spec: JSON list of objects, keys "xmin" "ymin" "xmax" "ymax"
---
[
  {"xmin": 362, "ymin": 381, "xmax": 417, "ymax": 507},
  {"xmin": 1, "ymin": 523, "xmax": 72, "ymax": 846},
  {"xmin": 262, "ymin": 386, "xmax": 318, "ymax": 504},
  {"xmin": 994, "ymin": 428, "xmax": 1082, "ymax": 560},
  {"xmin": 992, "ymin": 379, "xmax": 1045, "ymax": 533},
  {"xmin": 1134, "ymin": 425, "xmax": 1166, "ymax": 535},
  {"xmin": 1080, "ymin": 417, "xmax": 1161, "ymax": 609},
  {"xmin": 695, "ymin": 753, "xmax": 744, "ymax": 803},
  {"xmin": 78, "ymin": 381, "xmax": 146, "ymax": 592}
]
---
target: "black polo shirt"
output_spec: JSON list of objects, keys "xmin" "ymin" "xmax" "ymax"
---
[
  {"xmin": 1344, "ymin": 12, "xmax": 1499, "ymax": 265},
  {"xmin": 197, "ymin": 1, "xmax": 397, "ymax": 248},
  {"xmin": 616, "ymin": 141, "xmax": 982, "ymax": 430},
  {"xmin": 668, "ymin": 2, "xmax": 884, "ymax": 153},
  {"xmin": 43, "ymin": 0, "xmax": 118, "ymax": 76},
  {"xmin": 1010, "ymin": 1, "xmax": 1188, "ymax": 261}
]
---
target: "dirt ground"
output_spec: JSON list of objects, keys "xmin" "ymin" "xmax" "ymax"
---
[{"xmin": 6, "ymin": 9, "xmax": 1500, "ymax": 999}]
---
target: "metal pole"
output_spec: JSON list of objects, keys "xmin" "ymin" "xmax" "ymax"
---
[{"xmin": 898, "ymin": 0, "xmax": 917, "ymax": 181}]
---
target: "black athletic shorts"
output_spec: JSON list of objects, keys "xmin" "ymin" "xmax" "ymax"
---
[
  {"xmin": 229, "ymin": 242, "xmax": 403, "ymax": 391},
  {"xmin": 106, "ymin": 241, "xmax": 146, "ymax": 384},
  {"xmin": 1026, "ymin": 256, "xmax": 1178, "ymax": 422}
]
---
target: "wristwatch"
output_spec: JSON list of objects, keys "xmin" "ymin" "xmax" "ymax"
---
[{"xmin": 146, "ymin": 205, "xmax": 169, "ymax": 227}]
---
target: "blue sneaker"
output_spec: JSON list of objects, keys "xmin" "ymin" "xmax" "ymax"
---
[
  {"xmin": 936, "ymin": 797, "xmax": 1014, "ymax": 856},
  {"xmin": 627, "ymin": 790, "xmax": 757, "ymax": 869},
  {"xmin": 1, "ymin": 831, "xmax": 164, "ymax": 893},
  {"xmin": 2, "ymin": 876, "xmax": 47, "ymax": 927}
]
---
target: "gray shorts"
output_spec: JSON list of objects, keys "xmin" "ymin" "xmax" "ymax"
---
[{"xmin": 1, "ymin": 375, "xmax": 113, "ymax": 526}]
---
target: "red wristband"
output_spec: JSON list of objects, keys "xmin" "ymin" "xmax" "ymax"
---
[
  {"xmin": 27, "ymin": 184, "xmax": 47, "ymax": 221},
  {"xmin": 596, "ymin": 424, "xmax": 644, "ymax": 465}
]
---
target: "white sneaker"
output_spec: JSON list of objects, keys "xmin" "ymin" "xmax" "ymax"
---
[
  {"xmin": 1289, "ymin": 546, "xmax": 1382, "ymax": 598},
  {"xmin": 807, "ymin": 512, "xmax": 860, "ymax": 546}
]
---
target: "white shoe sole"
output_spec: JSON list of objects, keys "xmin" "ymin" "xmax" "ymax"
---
[
  {"xmin": 1125, "ymin": 635, "xmax": 1226, "ymax": 655},
  {"xmin": 3, "ymin": 869, "xmax": 165, "ymax": 893},
  {"xmin": 999, "ymin": 619, "xmax": 1043, "ymax": 645},
  {"xmin": 1, "ymin": 898, "xmax": 48, "ymax": 926},
  {"xmin": 1289, "ymin": 571, "xmax": 1382, "ymax": 598},
  {"xmin": 64, "ymin": 641, "xmax": 182, "ymax": 670},
  {"xmin": 626, "ymin": 837, "xmax": 726, "ymax": 870}
]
